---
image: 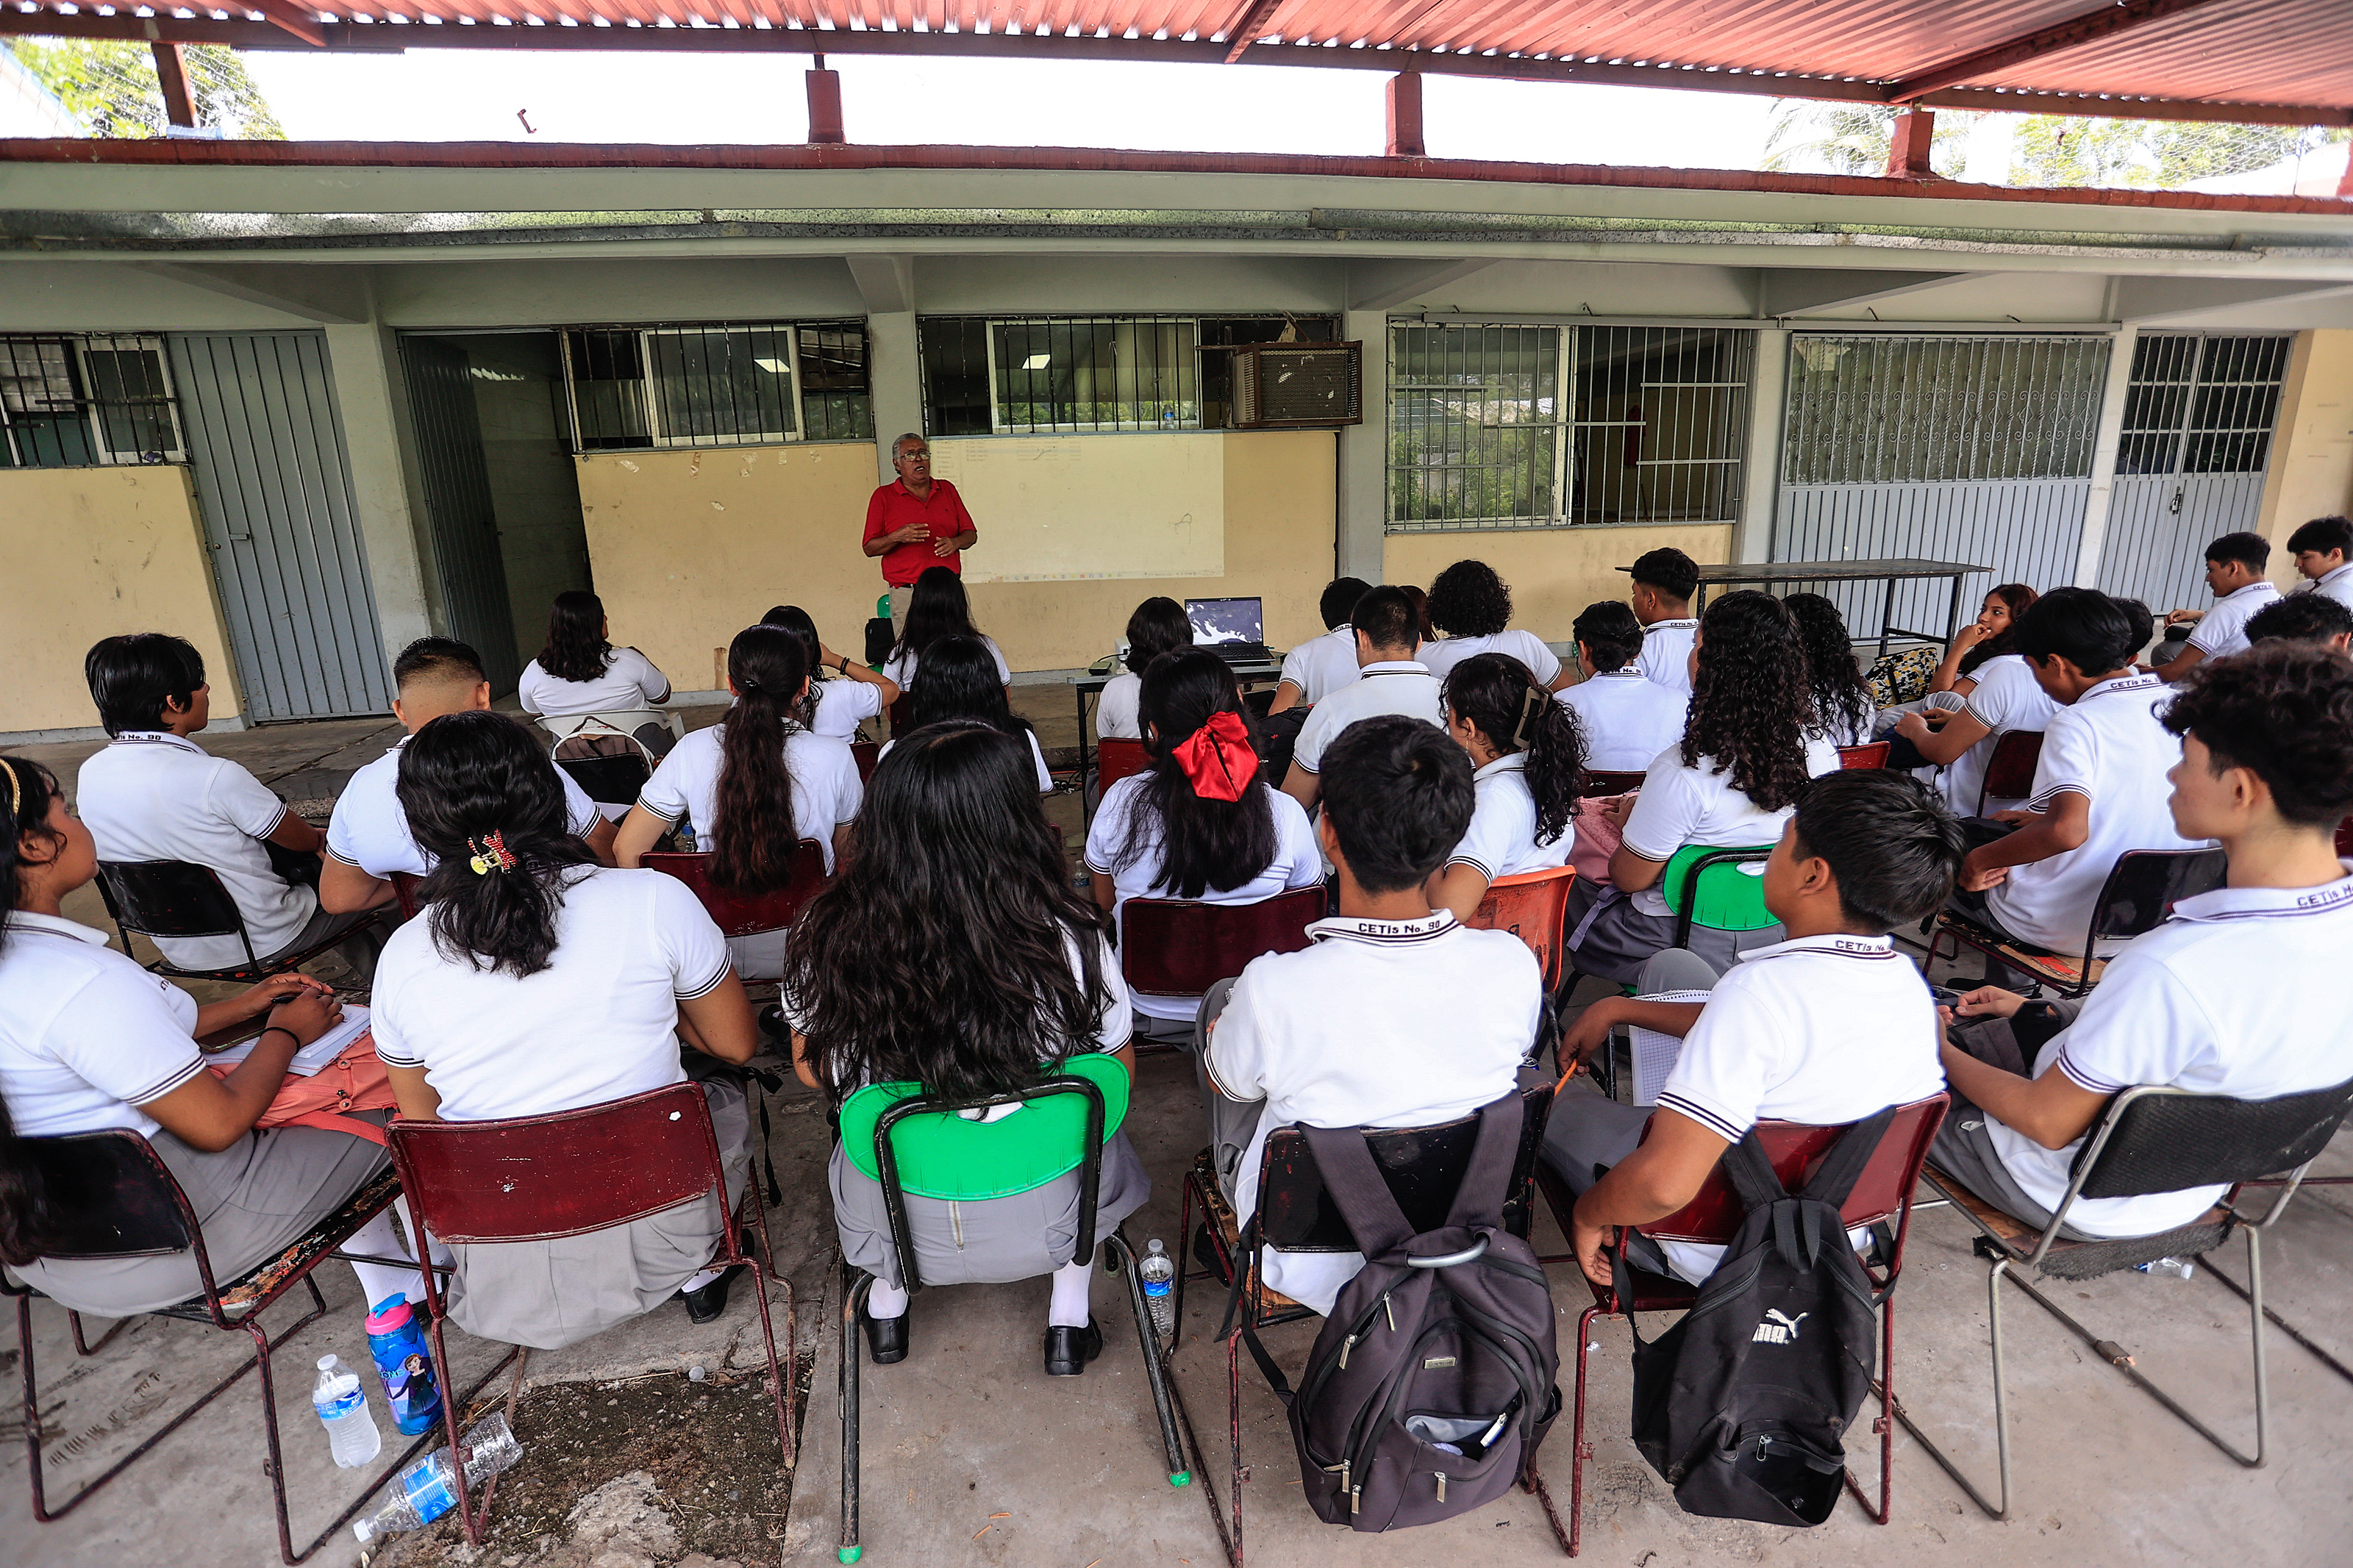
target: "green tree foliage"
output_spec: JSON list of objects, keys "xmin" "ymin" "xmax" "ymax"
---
[
  {"xmin": 1763, "ymin": 104, "xmax": 1972, "ymax": 177},
  {"xmin": 4, "ymin": 37, "xmax": 284, "ymax": 139}
]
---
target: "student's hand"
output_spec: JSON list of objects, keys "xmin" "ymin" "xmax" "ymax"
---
[
  {"xmin": 1919, "ymin": 706, "xmax": 1955, "ymax": 729},
  {"xmin": 1599, "ymin": 792, "xmax": 1638, "ymax": 828},
  {"xmin": 267, "ymin": 989, "xmax": 345, "ymax": 1048},
  {"xmin": 1894, "ymin": 710, "xmax": 1932, "ymax": 744},
  {"xmin": 1956, "ymin": 850, "xmax": 2009, "ymax": 894},
  {"xmin": 1572, "ymin": 1212, "xmax": 1618, "ymax": 1290},
  {"xmin": 817, "ymin": 640, "xmax": 841, "ymax": 669},
  {"xmin": 1953, "ymin": 622, "xmax": 1988, "ymax": 651},
  {"xmin": 2165, "ymin": 608, "xmax": 2202, "ymax": 626},
  {"xmin": 235, "ymin": 973, "xmax": 330, "ymax": 1023},
  {"xmin": 1989, "ymin": 809, "xmax": 2034, "ymax": 826},
  {"xmin": 1955, "ymin": 986, "xmax": 2028, "ymax": 1020},
  {"xmin": 1558, "ymin": 998, "xmax": 1624, "ymax": 1073}
]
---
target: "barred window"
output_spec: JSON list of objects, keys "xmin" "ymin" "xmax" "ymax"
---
[
  {"xmin": 1387, "ymin": 323, "xmax": 1753, "ymax": 531},
  {"xmin": 918, "ymin": 314, "xmax": 1339, "ymax": 436},
  {"xmin": 0, "ymin": 334, "xmax": 183, "ymax": 468},
  {"xmin": 1783, "ymin": 334, "xmax": 2109, "ymax": 484},
  {"xmin": 2118, "ymin": 334, "xmax": 2291, "ymax": 477},
  {"xmin": 559, "ymin": 321, "xmax": 871, "ymax": 451}
]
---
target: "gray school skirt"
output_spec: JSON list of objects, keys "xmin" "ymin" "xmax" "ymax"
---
[
  {"xmin": 12, "ymin": 1112, "xmax": 396, "ymax": 1319},
  {"xmin": 1562, "ymin": 881, "xmax": 1786, "ymax": 987},
  {"xmin": 829, "ymin": 1128, "xmax": 1150, "ymax": 1291},
  {"xmin": 442, "ymin": 1081, "xmax": 751, "ymax": 1351}
]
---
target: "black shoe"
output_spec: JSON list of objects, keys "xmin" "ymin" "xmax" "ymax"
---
[
  {"xmin": 1043, "ymin": 1317, "xmax": 1104, "ymax": 1377},
  {"xmin": 861, "ymin": 1304, "xmax": 910, "ymax": 1365},
  {"xmin": 757, "ymin": 1004, "xmax": 790, "ymax": 1042},
  {"xmin": 677, "ymin": 1264, "xmax": 746, "ymax": 1325}
]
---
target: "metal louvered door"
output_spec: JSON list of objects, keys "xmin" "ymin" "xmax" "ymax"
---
[
  {"xmin": 401, "ymin": 336, "xmax": 521, "ymax": 693},
  {"xmin": 1775, "ymin": 334, "xmax": 2111, "ymax": 631},
  {"xmin": 168, "ymin": 332, "xmax": 393, "ymax": 721},
  {"xmin": 2097, "ymin": 334, "xmax": 2292, "ymax": 614}
]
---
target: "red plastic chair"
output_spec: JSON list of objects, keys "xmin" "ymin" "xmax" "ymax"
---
[
  {"xmin": 640, "ymin": 843, "xmax": 829, "ymax": 939},
  {"xmin": 1973, "ymin": 728, "xmax": 2046, "ymax": 816},
  {"xmin": 1121, "ymin": 886, "xmax": 1326, "ymax": 1000},
  {"xmin": 888, "ymin": 695, "xmax": 913, "ymax": 734},
  {"xmin": 1838, "ymin": 742, "xmax": 1891, "ymax": 770},
  {"xmin": 1094, "ymin": 737, "xmax": 1151, "ymax": 796},
  {"xmin": 388, "ymin": 1084, "xmax": 792, "ymax": 1546},
  {"xmin": 851, "ymin": 740, "xmax": 879, "ymax": 784},
  {"xmin": 2339, "ymin": 816, "xmax": 2353, "ymax": 859},
  {"xmin": 1533, "ymin": 1094, "xmax": 1949, "ymax": 1556},
  {"xmin": 1466, "ymin": 863, "xmax": 1577, "ymax": 992},
  {"xmin": 390, "ymin": 870, "xmax": 424, "ymax": 921}
]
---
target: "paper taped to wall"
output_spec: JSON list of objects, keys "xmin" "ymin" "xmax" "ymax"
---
[{"xmin": 932, "ymin": 433, "xmax": 1225, "ymax": 583}]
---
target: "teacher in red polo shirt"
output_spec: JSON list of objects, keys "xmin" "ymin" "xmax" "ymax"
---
[{"xmin": 864, "ymin": 433, "xmax": 979, "ymax": 640}]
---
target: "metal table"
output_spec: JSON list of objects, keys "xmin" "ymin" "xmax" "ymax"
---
[
  {"xmin": 1626, "ymin": 559, "xmax": 1993, "ymax": 659},
  {"xmin": 1071, "ymin": 659, "xmax": 1285, "ymax": 829}
]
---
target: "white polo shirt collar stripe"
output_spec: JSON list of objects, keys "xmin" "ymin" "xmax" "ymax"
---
[
  {"xmin": 1361, "ymin": 660, "xmax": 1430, "ymax": 677},
  {"xmin": 1305, "ymin": 910, "xmax": 1459, "ymax": 946},
  {"xmin": 1471, "ymin": 752, "xmax": 1527, "ymax": 781},
  {"xmin": 1647, "ymin": 618, "xmax": 1698, "ymax": 631},
  {"xmin": 2169, "ymin": 872, "xmax": 2353, "ymax": 923},
  {"xmin": 110, "ymin": 730, "xmax": 205, "ymax": 755},
  {"xmin": 1732, "ymin": 931, "xmax": 1901, "ymax": 964},
  {"xmin": 4, "ymin": 910, "xmax": 111, "ymax": 946}
]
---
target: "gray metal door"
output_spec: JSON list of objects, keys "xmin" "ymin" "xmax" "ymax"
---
[
  {"xmin": 401, "ymin": 337, "xmax": 521, "ymax": 693},
  {"xmin": 168, "ymin": 332, "xmax": 392, "ymax": 721},
  {"xmin": 2097, "ymin": 334, "xmax": 2291, "ymax": 613},
  {"xmin": 1776, "ymin": 334, "xmax": 2110, "ymax": 631}
]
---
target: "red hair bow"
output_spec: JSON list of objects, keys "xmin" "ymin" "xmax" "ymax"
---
[{"xmin": 1171, "ymin": 709, "xmax": 1259, "ymax": 803}]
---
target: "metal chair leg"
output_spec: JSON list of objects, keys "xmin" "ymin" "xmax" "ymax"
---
[
  {"xmin": 1890, "ymin": 1251, "xmax": 2013, "ymax": 1520},
  {"xmin": 1842, "ymin": 1293, "xmax": 1897, "ymax": 1525},
  {"xmin": 1227, "ymin": 1325, "xmax": 1246, "ymax": 1568},
  {"xmin": 839, "ymin": 1270, "xmax": 871, "ymax": 1565},
  {"xmin": 739, "ymin": 1181, "xmax": 798, "ymax": 1469},
  {"xmin": 66, "ymin": 1311, "xmax": 134, "ymax": 1357},
  {"xmin": 1104, "ymin": 1234, "xmax": 1190, "ymax": 1488},
  {"xmin": 1567, "ymin": 1301, "xmax": 1604, "ymax": 1556}
]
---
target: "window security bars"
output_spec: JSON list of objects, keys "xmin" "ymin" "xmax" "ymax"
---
[
  {"xmin": 560, "ymin": 321, "xmax": 871, "ymax": 451},
  {"xmin": 0, "ymin": 334, "xmax": 183, "ymax": 468},
  {"xmin": 1783, "ymin": 334, "xmax": 2109, "ymax": 485},
  {"xmin": 2117, "ymin": 334, "xmax": 2293, "ymax": 477}
]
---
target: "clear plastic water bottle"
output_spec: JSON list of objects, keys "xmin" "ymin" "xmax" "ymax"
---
[
  {"xmin": 2135, "ymin": 1256, "xmax": 2196, "ymax": 1280},
  {"xmin": 351, "ymin": 1411, "xmax": 524, "ymax": 1546},
  {"xmin": 1138, "ymin": 1237, "xmax": 1176, "ymax": 1343},
  {"xmin": 312, "ymin": 1354, "xmax": 382, "ymax": 1469}
]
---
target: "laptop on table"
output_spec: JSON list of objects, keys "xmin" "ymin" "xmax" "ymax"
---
[{"xmin": 1185, "ymin": 597, "xmax": 1274, "ymax": 666}]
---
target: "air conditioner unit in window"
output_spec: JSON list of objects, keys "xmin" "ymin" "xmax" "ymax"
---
[{"xmin": 1230, "ymin": 342, "xmax": 1363, "ymax": 429}]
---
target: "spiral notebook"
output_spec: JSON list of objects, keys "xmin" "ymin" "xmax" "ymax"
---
[
  {"xmin": 204, "ymin": 1006, "xmax": 371, "ymax": 1078},
  {"xmin": 1627, "ymin": 991, "xmax": 1711, "ymax": 1107}
]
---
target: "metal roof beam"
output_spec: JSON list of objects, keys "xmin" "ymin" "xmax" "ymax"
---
[
  {"xmin": 1220, "ymin": 0, "xmax": 1287, "ymax": 65},
  {"xmin": 251, "ymin": 1, "xmax": 329, "ymax": 48},
  {"xmin": 1888, "ymin": 0, "xmax": 2227, "ymax": 104},
  {"xmin": 1348, "ymin": 259, "xmax": 1495, "ymax": 311},
  {"xmin": 1757, "ymin": 269, "xmax": 1977, "ymax": 317}
]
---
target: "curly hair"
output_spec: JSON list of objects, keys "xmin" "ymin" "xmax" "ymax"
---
[
  {"xmin": 1784, "ymin": 593, "xmax": 1877, "ymax": 745},
  {"xmin": 1571, "ymin": 601, "xmax": 1644, "ymax": 673},
  {"xmin": 1683, "ymin": 591, "xmax": 1819, "ymax": 812},
  {"xmin": 536, "ymin": 590, "xmax": 613, "ymax": 684},
  {"xmin": 2163, "ymin": 642, "xmax": 2353, "ymax": 829},
  {"xmin": 1441, "ymin": 654, "xmax": 1586, "ymax": 848},
  {"xmin": 1427, "ymin": 559, "xmax": 1514, "ymax": 640}
]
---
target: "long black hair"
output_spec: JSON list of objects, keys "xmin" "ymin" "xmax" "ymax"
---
[
  {"xmin": 1784, "ymin": 593, "xmax": 1876, "ymax": 745},
  {"xmin": 1441, "ymin": 654, "xmax": 1586, "ymax": 848},
  {"xmin": 1124, "ymin": 596, "xmax": 1193, "ymax": 673},
  {"xmin": 1427, "ymin": 559, "xmax": 1513, "ymax": 640},
  {"xmin": 1115, "ymin": 649, "xmax": 1277, "ymax": 898},
  {"xmin": 399, "ymin": 711, "xmax": 597, "ymax": 978},
  {"xmin": 711, "ymin": 625, "xmax": 809, "ymax": 895},
  {"xmin": 761, "ymin": 604, "xmax": 825, "ymax": 726},
  {"xmin": 909, "ymin": 634, "xmax": 1030, "ymax": 739},
  {"xmin": 537, "ymin": 590, "xmax": 612, "ymax": 684},
  {"xmin": 0, "ymin": 756, "xmax": 62, "ymax": 1265},
  {"xmin": 1960, "ymin": 583, "xmax": 2038, "ymax": 676},
  {"xmin": 1684, "ymin": 591, "xmax": 1818, "ymax": 813},
  {"xmin": 892, "ymin": 565, "xmax": 983, "ymax": 667},
  {"xmin": 780, "ymin": 722, "xmax": 1110, "ymax": 1102}
]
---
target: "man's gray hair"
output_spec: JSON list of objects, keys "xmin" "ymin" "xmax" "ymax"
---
[{"xmin": 891, "ymin": 432, "xmax": 928, "ymax": 459}]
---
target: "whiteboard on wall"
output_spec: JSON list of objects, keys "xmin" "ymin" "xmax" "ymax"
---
[{"xmin": 931, "ymin": 434, "xmax": 1225, "ymax": 583}]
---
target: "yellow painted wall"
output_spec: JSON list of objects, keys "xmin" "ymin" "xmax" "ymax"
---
[
  {"xmin": 574, "ymin": 430, "xmax": 1336, "ymax": 681},
  {"xmin": 1384, "ymin": 523, "xmax": 1737, "ymax": 644},
  {"xmin": 2255, "ymin": 329, "xmax": 2353, "ymax": 588},
  {"xmin": 0, "ymin": 466, "xmax": 244, "ymax": 734}
]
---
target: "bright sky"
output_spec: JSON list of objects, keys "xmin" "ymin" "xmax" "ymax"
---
[{"xmin": 240, "ymin": 47, "xmax": 1779, "ymax": 169}]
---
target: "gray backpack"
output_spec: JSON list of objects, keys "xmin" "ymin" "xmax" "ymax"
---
[{"xmin": 1232, "ymin": 1092, "xmax": 1561, "ymax": 1531}]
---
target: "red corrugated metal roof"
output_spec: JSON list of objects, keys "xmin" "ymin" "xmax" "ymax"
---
[{"xmin": 7, "ymin": 0, "xmax": 2352, "ymax": 123}]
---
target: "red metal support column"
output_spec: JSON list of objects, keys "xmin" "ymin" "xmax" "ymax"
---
[
  {"xmin": 807, "ymin": 53, "xmax": 844, "ymax": 145},
  {"xmin": 1386, "ymin": 71, "xmax": 1424, "ymax": 159},
  {"xmin": 152, "ymin": 41, "xmax": 197, "ymax": 129},
  {"xmin": 1885, "ymin": 107, "xmax": 1935, "ymax": 179}
]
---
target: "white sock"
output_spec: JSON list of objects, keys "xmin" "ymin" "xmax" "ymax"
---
[
  {"xmin": 345, "ymin": 1209, "xmax": 429, "ymax": 1311},
  {"xmin": 864, "ymin": 1279, "xmax": 909, "ymax": 1320},
  {"xmin": 679, "ymin": 1265, "xmax": 727, "ymax": 1295},
  {"xmin": 1047, "ymin": 1259, "xmax": 1093, "ymax": 1330}
]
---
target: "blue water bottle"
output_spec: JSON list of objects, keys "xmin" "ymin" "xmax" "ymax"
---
[{"xmin": 365, "ymin": 1295, "xmax": 443, "ymax": 1437}]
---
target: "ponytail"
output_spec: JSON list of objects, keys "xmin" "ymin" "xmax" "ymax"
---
[
  {"xmin": 399, "ymin": 712, "xmax": 595, "ymax": 978},
  {"xmin": 0, "ymin": 756, "xmax": 57, "ymax": 1264},
  {"xmin": 1440, "ymin": 654, "xmax": 1588, "ymax": 848},
  {"xmin": 1117, "ymin": 650, "xmax": 1277, "ymax": 898},
  {"xmin": 710, "ymin": 625, "xmax": 809, "ymax": 895}
]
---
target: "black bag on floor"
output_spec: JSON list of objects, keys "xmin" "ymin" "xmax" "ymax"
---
[
  {"xmin": 1624, "ymin": 1107, "xmax": 1895, "ymax": 1527},
  {"xmin": 1232, "ymin": 1092, "xmax": 1561, "ymax": 1532}
]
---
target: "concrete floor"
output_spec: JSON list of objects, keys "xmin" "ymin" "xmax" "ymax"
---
[{"xmin": 8, "ymin": 710, "xmax": 2353, "ymax": 1567}]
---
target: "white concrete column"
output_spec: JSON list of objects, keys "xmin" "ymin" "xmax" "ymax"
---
[
  {"xmin": 322, "ymin": 317, "xmax": 437, "ymax": 654},
  {"xmin": 1735, "ymin": 328, "xmax": 1788, "ymax": 563},
  {"xmin": 865, "ymin": 308, "xmax": 922, "ymax": 485},
  {"xmin": 1335, "ymin": 309, "xmax": 1390, "ymax": 583},
  {"xmin": 2071, "ymin": 325, "xmax": 2138, "ymax": 588}
]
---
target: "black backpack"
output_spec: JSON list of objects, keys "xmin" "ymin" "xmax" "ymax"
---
[
  {"xmin": 1624, "ymin": 1108, "xmax": 1896, "ymax": 1527},
  {"xmin": 1229, "ymin": 1092, "xmax": 1562, "ymax": 1531}
]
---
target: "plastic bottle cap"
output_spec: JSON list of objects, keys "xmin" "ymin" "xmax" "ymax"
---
[{"xmin": 365, "ymin": 1295, "xmax": 414, "ymax": 1333}]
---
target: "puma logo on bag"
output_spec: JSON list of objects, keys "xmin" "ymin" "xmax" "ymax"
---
[{"xmin": 1750, "ymin": 1309, "xmax": 1809, "ymax": 1346}]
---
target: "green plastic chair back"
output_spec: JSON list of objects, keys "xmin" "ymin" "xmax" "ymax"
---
[
  {"xmin": 836, "ymin": 1054, "xmax": 1131, "ymax": 1201},
  {"xmin": 1660, "ymin": 843, "xmax": 1778, "ymax": 934}
]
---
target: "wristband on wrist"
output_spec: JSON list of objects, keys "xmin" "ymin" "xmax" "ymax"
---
[{"xmin": 258, "ymin": 1025, "xmax": 299, "ymax": 1051}]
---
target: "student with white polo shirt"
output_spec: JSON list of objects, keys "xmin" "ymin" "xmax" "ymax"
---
[
  {"xmin": 1934, "ymin": 642, "xmax": 2353, "ymax": 1239},
  {"xmin": 874, "ymin": 635, "xmax": 1054, "ymax": 793},
  {"xmin": 1893, "ymin": 648, "xmax": 2060, "ymax": 817},
  {"xmin": 1628, "ymin": 547, "xmax": 1702, "ymax": 696},
  {"xmin": 1785, "ymin": 593, "xmax": 1879, "ymax": 749},
  {"xmin": 1267, "ymin": 577, "xmax": 1372, "ymax": 716},
  {"xmin": 2287, "ymin": 515, "xmax": 2353, "ymax": 612},
  {"xmin": 2246, "ymin": 593, "xmax": 2353, "ymax": 652},
  {"xmin": 1427, "ymin": 653, "xmax": 1584, "ymax": 924},
  {"xmin": 1202, "ymin": 715, "xmax": 1542, "ymax": 1315},
  {"xmin": 760, "ymin": 605, "xmax": 900, "ymax": 740},
  {"xmin": 321, "ymin": 638, "xmax": 615, "ymax": 917},
  {"xmin": 1563, "ymin": 592, "xmax": 1840, "ymax": 984},
  {"xmin": 1558, "ymin": 601, "xmax": 1688, "ymax": 773},
  {"xmin": 1093, "ymin": 596, "xmax": 1193, "ymax": 742},
  {"xmin": 1951, "ymin": 588, "xmax": 2205, "ymax": 961},
  {"xmin": 880, "ymin": 566, "xmax": 1011, "ymax": 693},
  {"xmin": 373, "ymin": 712, "xmax": 760, "ymax": 1343},
  {"xmin": 517, "ymin": 590, "xmax": 674, "ymax": 721},
  {"xmin": 1547, "ymin": 770, "xmax": 1963, "ymax": 1287},
  {"xmin": 1419, "ymin": 559, "xmax": 1572, "ymax": 690},
  {"xmin": 1085, "ymin": 650, "xmax": 1321, "ymax": 1036},
  {"xmin": 2149, "ymin": 531, "xmax": 2282, "ymax": 681},
  {"xmin": 76, "ymin": 633, "xmax": 383, "ymax": 978},
  {"xmin": 0, "ymin": 755, "xmax": 427, "ymax": 1321},
  {"xmin": 615, "ymin": 625, "xmax": 863, "ymax": 981},
  {"xmin": 1281, "ymin": 587, "xmax": 1445, "ymax": 814}
]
